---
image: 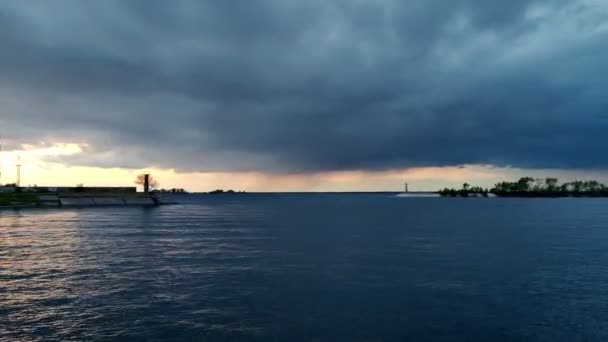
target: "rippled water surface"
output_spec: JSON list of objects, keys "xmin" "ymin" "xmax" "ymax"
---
[{"xmin": 2, "ymin": 194, "xmax": 608, "ymax": 341}]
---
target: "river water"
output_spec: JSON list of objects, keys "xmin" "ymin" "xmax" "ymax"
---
[{"xmin": 2, "ymin": 194, "xmax": 608, "ymax": 341}]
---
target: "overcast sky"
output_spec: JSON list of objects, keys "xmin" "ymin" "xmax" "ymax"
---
[{"xmin": 0, "ymin": 0, "xmax": 607, "ymax": 190}]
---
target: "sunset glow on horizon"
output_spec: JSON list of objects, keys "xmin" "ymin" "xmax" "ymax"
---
[{"xmin": 1, "ymin": 142, "xmax": 606, "ymax": 192}]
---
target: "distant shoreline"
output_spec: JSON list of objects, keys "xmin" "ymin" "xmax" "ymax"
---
[
  {"xmin": 439, "ymin": 177, "xmax": 608, "ymax": 198},
  {"xmin": 438, "ymin": 192, "xmax": 608, "ymax": 198}
]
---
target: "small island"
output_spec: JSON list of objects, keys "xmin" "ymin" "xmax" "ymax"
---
[
  {"xmin": 152, "ymin": 188, "xmax": 188, "ymax": 194},
  {"xmin": 208, "ymin": 189, "xmax": 247, "ymax": 194},
  {"xmin": 439, "ymin": 177, "xmax": 608, "ymax": 198}
]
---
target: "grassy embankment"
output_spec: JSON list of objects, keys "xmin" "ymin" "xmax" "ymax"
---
[{"xmin": 0, "ymin": 193, "xmax": 40, "ymax": 206}]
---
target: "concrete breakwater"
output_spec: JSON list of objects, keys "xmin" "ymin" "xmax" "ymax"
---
[{"xmin": 1, "ymin": 193, "xmax": 160, "ymax": 209}]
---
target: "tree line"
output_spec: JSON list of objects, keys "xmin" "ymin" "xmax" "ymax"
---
[{"xmin": 439, "ymin": 177, "xmax": 608, "ymax": 197}]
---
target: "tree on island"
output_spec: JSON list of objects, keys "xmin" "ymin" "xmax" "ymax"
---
[
  {"xmin": 585, "ymin": 180, "xmax": 603, "ymax": 192},
  {"xmin": 439, "ymin": 184, "xmax": 488, "ymax": 197},
  {"xmin": 517, "ymin": 177, "xmax": 535, "ymax": 192},
  {"xmin": 545, "ymin": 178, "xmax": 559, "ymax": 191}
]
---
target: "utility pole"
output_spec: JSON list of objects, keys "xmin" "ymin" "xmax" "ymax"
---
[
  {"xmin": 0, "ymin": 138, "xmax": 2, "ymax": 186},
  {"xmin": 16, "ymin": 155, "xmax": 21, "ymax": 188}
]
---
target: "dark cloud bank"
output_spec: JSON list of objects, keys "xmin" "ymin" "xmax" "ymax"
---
[{"xmin": 0, "ymin": 0, "xmax": 607, "ymax": 173}]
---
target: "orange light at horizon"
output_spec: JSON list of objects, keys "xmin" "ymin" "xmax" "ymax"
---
[{"xmin": 1, "ymin": 142, "xmax": 604, "ymax": 192}]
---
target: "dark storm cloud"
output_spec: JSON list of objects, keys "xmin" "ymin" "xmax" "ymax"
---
[{"xmin": 0, "ymin": 0, "xmax": 606, "ymax": 172}]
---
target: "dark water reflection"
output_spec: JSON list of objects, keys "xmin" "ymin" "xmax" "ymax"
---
[{"xmin": 2, "ymin": 195, "xmax": 608, "ymax": 341}]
